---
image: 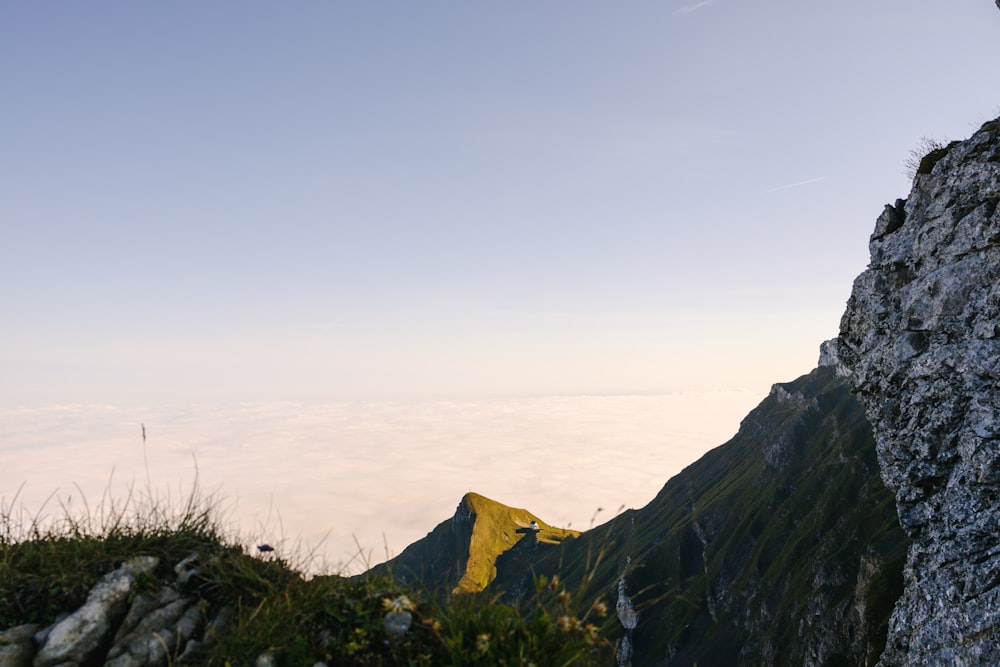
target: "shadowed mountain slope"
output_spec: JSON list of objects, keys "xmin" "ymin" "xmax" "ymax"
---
[
  {"xmin": 367, "ymin": 368, "xmax": 906, "ymax": 665},
  {"xmin": 491, "ymin": 367, "xmax": 906, "ymax": 666},
  {"xmin": 482, "ymin": 367, "xmax": 906, "ymax": 665}
]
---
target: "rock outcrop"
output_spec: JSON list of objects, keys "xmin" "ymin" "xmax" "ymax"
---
[
  {"xmin": 34, "ymin": 556, "xmax": 160, "ymax": 666},
  {"xmin": 0, "ymin": 624, "xmax": 39, "ymax": 667},
  {"xmin": 835, "ymin": 118, "xmax": 1000, "ymax": 665},
  {"xmin": 1, "ymin": 555, "xmax": 234, "ymax": 667}
]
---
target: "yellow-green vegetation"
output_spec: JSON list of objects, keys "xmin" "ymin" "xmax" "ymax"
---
[
  {"xmin": 0, "ymin": 486, "xmax": 609, "ymax": 666},
  {"xmin": 455, "ymin": 493, "xmax": 578, "ymax": 594}
]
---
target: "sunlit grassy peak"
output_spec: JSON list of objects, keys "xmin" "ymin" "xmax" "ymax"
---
[
  {"xmin": 456, "ymin": 492, "xmax": 578, "ymax": 594},
  {"xmin": 371, "ymin": 492, "xmax": 578, "ymax": 596}
]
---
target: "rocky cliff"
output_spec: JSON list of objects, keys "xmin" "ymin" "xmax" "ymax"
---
[{"xmin": 834, "ymin": 118, "xmax": 1000, "ymax": 665}]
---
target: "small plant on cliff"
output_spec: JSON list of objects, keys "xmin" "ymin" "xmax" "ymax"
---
[{"xmin": 904, "ymin": 135, "xmax": 957, "ymax": 179}]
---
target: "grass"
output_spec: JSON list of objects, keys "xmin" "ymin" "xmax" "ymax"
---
[
  {"xmin": 904, "ymin": 135, "xmax": 960, "ymax": 179},
  {"xmin": 0, "ymin": 476, "xmax": 612, "ymax": 666}
]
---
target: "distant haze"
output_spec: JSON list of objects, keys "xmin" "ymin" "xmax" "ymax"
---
[{"xmin": 3, "ymin": 390, "xmax": 764, "ymax": 573}]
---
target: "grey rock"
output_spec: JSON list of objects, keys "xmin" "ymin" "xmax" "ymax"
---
[
  {"xmin": 105, "ymin": 591, "xmax": 201, "ymax": 667},
  {"xmin": 817, "ymin": 338, "xmax": 849, "ymax": 376},
  {"xmin": 176, "ymin": 604, "xmax": 234, "ymax": 663},
  {"xmin": 31, "ymin": 617, "xmax": 64, "ymax": 650},
  {"xmin": 110, "ymin": 587, "xmax": 183, "ymax": 647},
  {"xmin": 382, "ymin": 610, "xmax": 412, "ymax": 639},
  {"xmin": 254, "ymin": 653, "xmax": 276, "ymax": 667},
  {"xmin": 34, "ymin": 556, "xmax": 159, "ymax": 667},
  {"xmin": 173, "ymin": 552, "xmax": 201, "ymax": 587},
  {"xmin": 836, "ymin": 117, "xmax": 1000, "ymax": 665},
  {"xmin": 204, "ymin": 604, "xmax": 235, "ymax": 642},
  {"xmin": 0, "ymin": 625, "xmax": 39, "ymax": 667}
]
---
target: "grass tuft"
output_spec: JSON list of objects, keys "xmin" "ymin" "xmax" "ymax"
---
[{"xmin": 0, "ymin": 477, "xmax": 612, "ymax": 665}]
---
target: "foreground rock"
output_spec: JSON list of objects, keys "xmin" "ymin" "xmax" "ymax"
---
[
  {"xmin": 835, "ymin": 118, "xmax": 1000, "ymax": 665},
  {"xmin": 0, "ymin": 624, "xmax": 39, "ymax": 667},
  {"xmin": 2, "ymin": 555, "xmax": 231, "ymax": 667},
  {"xmin": 34, "ymin": 556, "xmax": 160, "ymax": 666}
]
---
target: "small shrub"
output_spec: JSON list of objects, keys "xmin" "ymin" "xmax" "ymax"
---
[{"xmin": 904, "ymin": 135, "xmax": 956, "ymax": 179}]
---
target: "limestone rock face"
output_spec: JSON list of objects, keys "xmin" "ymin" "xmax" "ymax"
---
[
  {"xmin": 835, "ymin": 118, "xmax": 1000, "ymax": 665},
  {"xmin": 0, "ymin": 625, "xmax": 38, "ymax": 667},
  {"xmin": 490, "ymin": 367, "xmax": 906, "ymax": 667},
  {"xmin": 34, "ymin": 556, "xmax": 159, "ymax": 667},
  {"xmin": 104, "ymin": 587, "xmax": 202, "ymax": 667}
]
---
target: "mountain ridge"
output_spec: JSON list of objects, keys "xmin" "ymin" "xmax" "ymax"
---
[
  {"xmin": 378, "ymin": 367, "xmax": 907, "ymax": 666},
  {"xmin": 364, "ymin": 114, "xmax": 1000, "ymax": 666},
  {"xmin": 370, "ymin": 491, "xmax": 577, "ymax": 595}
]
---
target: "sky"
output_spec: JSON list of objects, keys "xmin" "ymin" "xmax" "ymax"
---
[
  {"xmin": 2, "ymin": 2, "xmax": 999, "ymax": 403},
  {"xmin": 2, "ymin": 2, "xmax": 999, "ymax": 569}
]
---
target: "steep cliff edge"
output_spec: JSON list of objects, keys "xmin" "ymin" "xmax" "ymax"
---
[{"xmin": 834, "ymin": 118, "xmax": 1000, "ymax": 665}]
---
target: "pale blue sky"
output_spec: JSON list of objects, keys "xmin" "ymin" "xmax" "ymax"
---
[{"xmin": 3, "ymin": 1, "xmax": 999, "ymax": 404}]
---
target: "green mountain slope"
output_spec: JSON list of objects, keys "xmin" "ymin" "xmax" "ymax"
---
[
  {"xmin": 368, "ymin": 368, "xmax": 906, "ymax": 664},
  {"xmin": 489, "ymin": 367, "xmax": 908, "ymax": 665}
]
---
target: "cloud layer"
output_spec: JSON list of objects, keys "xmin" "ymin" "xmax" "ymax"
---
[{"xmin": 2, "ymin": 391, "xmax": 763, "ymax": 573}]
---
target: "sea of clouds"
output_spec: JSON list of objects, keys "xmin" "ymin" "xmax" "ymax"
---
[{"xmin": 2, "ymin": 391, "xmax": 765, "ymax": 573}]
